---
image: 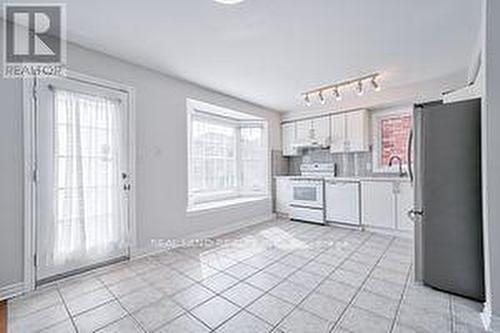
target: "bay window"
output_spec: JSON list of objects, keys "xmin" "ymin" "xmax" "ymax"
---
[{"xmin": 187, "ymin": 99, "xmax": 268, "ymax": 207}]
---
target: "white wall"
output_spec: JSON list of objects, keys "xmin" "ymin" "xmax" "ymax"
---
[
  {"xmin": 481, "ymin": 0, "xmax": 500, "ymax": 329},
  {"xmin": 0, "ymin": 23, "xmax": 281, "ymax": 294},
  {"xmin": 0, "ymin": 75, "xmax": 24, "ymax": 291}
]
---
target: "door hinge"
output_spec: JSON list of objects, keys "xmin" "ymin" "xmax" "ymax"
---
[
  {"xmin": 33, "ymin": 254, "xmax": 37, "ymax": 267},
  {"xmin": 32, "ymin": 168, "xmax": 38, "ymax": 183}
]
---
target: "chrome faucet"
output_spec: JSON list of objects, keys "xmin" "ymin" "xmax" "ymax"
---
[{"xmin": 389, "ymin": 155, "xmax": 405, "ymax": 177}]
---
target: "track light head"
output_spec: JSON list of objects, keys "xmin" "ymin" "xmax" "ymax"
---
[
  {"xmin": 304, "ymin": 94, "xmax": 311, "ymax": 106},
  {"xmin": 356, "ymin": 80, "xmax": 364, "ymax": 96},
  {"xmin": 371, "ymin": 76, "xmax": 381, "ymax": 92},
  {"xmin": 318, "ymin": 91, "xmax": 326, "ymax": 105},
  {"xmin": 333, "ymin": 87, "xmax": 342, "ymax": 101}
]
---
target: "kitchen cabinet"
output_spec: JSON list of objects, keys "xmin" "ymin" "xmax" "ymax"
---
[
  {"xmin": 330, "ymin": 110, "xmax": 370, "ymax": 153},
  {"xmin": 282, "ymin": 123, "xmax": 299, "ymax": 156},
  {"xmin": 312, "ymin": 116, "xmax": 330, "ymax": 147},
  {"xmin": 345, "ymin": 110, "xmax": 370, "ymax": 152},
  {"xmin": 330, "ymin": 113, "xmax": 346, "ymax": 153},
  {"xmin": 361, "ymin": 180, "xmax": 414, "ymax": 233},
  {"xmin": 361, "ymin": 181, "xmax": 396, "ymax": 229},
  {"xmin": 325, "ymin": 180, "xmax": 360, "ymax": 225},
  {"xmin": 295, "ymin": 119, "xmax": 311, "ymax": 146},
  {"xmin": 396, "ymin": 182, "xmax": 414, "ymax": 231},
  {"xmin": 275, "ymin": 177, "xmax": 291, "ymax": 214},
  {"xmin": 293, "ymin": 116, "xmax": 331, "ymax": 148}
]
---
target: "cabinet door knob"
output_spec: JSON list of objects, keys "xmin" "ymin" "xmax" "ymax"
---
[{"xmin": 407, "ymin": 209, "xmax": 424, "ymax": 222}]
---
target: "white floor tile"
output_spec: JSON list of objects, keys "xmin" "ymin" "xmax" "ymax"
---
[
  {"xmin": 276, "ymin": 308, "xmax": 333, "ymax": 333},
  {"xmin": 340, "ymin": 306, "xmax": 393, "ymax": 333},
  {"xmin": 96, "ymin": 316, "xmax": 144, "ymax": 333},
  {"xmin": 316, "ymin": 279, "xmax": 357, "ymax": 303},
  {"xmin": 191, "ymin": 296, "xmax": 241, "ymax": 329},
  {"xmin": 215, "ymin": 310, "xmax": 272, "ymax": 333},
  {"xmin": 172, "ymin": 283, "xmax": 216, "ymax": 310},
  {"xmin": 155, "ymin": 313, "xmax": 210, "ymax": 333},
  {"xmin": 353, "ymin": 290, "xmax": 399, "ymax": 319},
  {"xmin": 118, "ymin": 285, "xmax": 164, "ymax": 313},
  {"xmin": 8, "ymin": 287, "xmax": 62, "ymax": 319},
  {"xmin": 131, "ymin": 297, "xmax": 185, "ymax": 332},
  {"xmin": 245, "ymin": 271, "xmax": 283, "ymax": 291},
  {"xmin": 269, "ymin": 280, "xmax": 310, "ymax": 305},
  {"xmin": 299, "ymin": 292, "xmax": 347, "ymax": 322},
  {"xmin": 8, "ymin": 302, "xmax": 69, "ymax": 333},
  {"xmin": 220, "ymin": 282, "xmax": 265, "ymax": 307},
  {"xmin": 73, "ymin": 300, "xmax": 128, "ymax": 333},
  {"xmin": 246, "ymin": 293, "xmax": 295, "ymax": 326},
  {"xmin": 63, "ymin": 286, "xmax": 114, "ymax": 316},
  {"xmin": 199, "ymin": 272, "xmax": 239, "ymax": 294}
]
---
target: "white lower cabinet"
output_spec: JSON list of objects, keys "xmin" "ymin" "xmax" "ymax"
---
[
  {"xmin": 361, "ymin": 180, "xmax": 414, "ymax": 233},
  {"xmin": 275, "ymin": 177, "xmax": 291, "ymax": 214},
  {"xmin": 396, "ymin": 182, "xmax": 414, "ymax": 231},
  {"xmin": 361, "ymin": 181, "xmax": 396, "ymax": 229}
]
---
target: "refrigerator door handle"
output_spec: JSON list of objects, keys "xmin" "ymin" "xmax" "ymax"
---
[{"xmin": 407, "ymin": 129, "xmax": 414, "ymax": 183}]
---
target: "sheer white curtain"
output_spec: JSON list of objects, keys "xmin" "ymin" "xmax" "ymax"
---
[{"xmin": 44, "ymin": 89, "xmax": 127, "ymax": 267}]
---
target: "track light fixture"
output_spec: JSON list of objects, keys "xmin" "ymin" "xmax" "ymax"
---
[{"xmin": 300, "ymin": 73, "xmax": 380, "ymax": 106}]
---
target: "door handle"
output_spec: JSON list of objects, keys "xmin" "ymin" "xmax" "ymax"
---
[
  {"xmin": 407, "ymin": 129, "xmax": 414, "ymax": 183},
  {"xmin": 407, "ymin": 209, "xmax": 423, "ymax": 222}
]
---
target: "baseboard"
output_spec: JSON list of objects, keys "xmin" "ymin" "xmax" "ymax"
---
[
  {"xmin": 187, "ymin": 213, "xmax": 275, "ymax": 240},
  {"xmin": 363, "ymin": 226, "xmax": 413, "ymax": 239},
  {"xmin": 0, "ymin": 282, "xmax": 25, "ymax": 301},
  {"xmin": 482, "ymin": 302, "xmax": 500, "ymax": 332},
  {"xmin": 131, "ymin": 214, "xmax": 275, "ymax": 259}
]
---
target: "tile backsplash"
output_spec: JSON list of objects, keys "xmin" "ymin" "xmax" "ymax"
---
[{"xmin": 287, "ymin": 148, "xmax": 374, "ymax": 177}]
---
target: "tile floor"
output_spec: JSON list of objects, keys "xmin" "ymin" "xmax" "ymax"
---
[{"xmin": 8, "ymin": 219, "xmax": 486, "ymax": 332}]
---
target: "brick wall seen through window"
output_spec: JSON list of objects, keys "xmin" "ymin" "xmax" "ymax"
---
[{"xmin": 380, "ymin": 115, "xmax": 412, "ymax": 167}]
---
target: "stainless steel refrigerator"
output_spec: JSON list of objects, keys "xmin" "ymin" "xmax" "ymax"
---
[{"xmin": 410, "ymin": 98, "xmax": 485, "ymax": 302}]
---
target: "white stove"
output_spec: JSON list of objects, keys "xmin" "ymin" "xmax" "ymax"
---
[{"xmin": 289, "ymin": 163, "xmax": 336, "ymax": 224}]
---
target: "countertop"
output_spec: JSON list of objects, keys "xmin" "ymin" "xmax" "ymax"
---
[
  {"xmin": 274, "ymin": 175, "xmax": 410, "ymax": 182},
  {"xmin": 326, "ymin": 176, "xmax": 410, "ymax": 183}
]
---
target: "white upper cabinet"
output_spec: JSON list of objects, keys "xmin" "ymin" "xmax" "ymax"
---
[
  {"xmin": 294, "ymin": 116, "xmax": 331, "ymax": 148},
  {"xmin": 361, "ymin": 181, "xmax": 396, "ymax": 229},
  {"xmin": 345, "ymin": 110, "xmax": 370, "ymax": 152},
  {"xmin": 330, "ymin": 110, "xmax": 370, "ymax": 153},
  {"xmin": 312, "ymin": 116, "xmax": 330, "ymax": 147},
  {"xmin": 295, "ymin": 119, "xmax": 311, "ymax": 146},
  {"xmin": 330, "ymin": 113, "xmax": 346, "ymax": 153},
  {"xmin": 282, "ymin": 109, "xmax": 368, "ymax": 156},
  {"xmin": 282, "ymin": 122, "xmax": 298, "ymax": 156}
]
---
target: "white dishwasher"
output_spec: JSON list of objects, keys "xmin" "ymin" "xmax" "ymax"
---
[{"xmin": 325, "ymin": 180, "xmax": 361, "ymax": 226}]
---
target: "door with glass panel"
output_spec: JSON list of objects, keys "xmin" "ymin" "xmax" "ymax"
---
[{"xmin": 35, "ymin": 76, "xmax": 130, "ymax": 283}]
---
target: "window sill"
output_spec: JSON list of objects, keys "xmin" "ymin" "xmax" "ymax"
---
[{"xmin": 187, "ymin": 196, "xmax": 270, "ymax": 216}]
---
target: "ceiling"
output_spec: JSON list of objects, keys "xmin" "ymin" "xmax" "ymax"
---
[{"xmin": 3, "ymin": 0, "xmax": 482, "ymax": 112}]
